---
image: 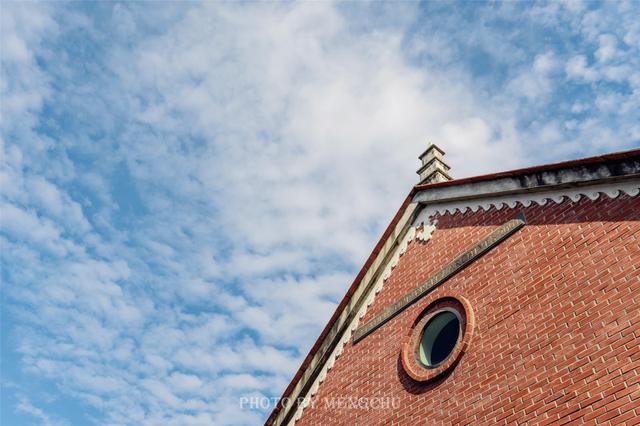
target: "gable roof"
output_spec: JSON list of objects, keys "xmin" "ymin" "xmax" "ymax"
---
[{"xmin": 266, "ymin": 147, "xmax": 640, "ymax": 426}]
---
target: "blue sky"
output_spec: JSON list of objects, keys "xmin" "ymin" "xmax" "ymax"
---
[{"xmin": 1, "ymin": 1, "xmax": 639, "ymax": 425}]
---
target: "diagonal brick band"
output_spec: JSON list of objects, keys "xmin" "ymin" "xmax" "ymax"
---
[{"xmin": 353, "ymin": 213, "xmax": 526, "ymax": 344}]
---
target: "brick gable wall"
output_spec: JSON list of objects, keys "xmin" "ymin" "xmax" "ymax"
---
[{"xmin": 295, "ymin": 194, "xmax": 640, "ymax": 425}]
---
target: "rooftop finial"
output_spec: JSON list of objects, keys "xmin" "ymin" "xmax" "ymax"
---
[{"xmin": 417, "ymin": 144, "xmax": 452, "ymax": 184}]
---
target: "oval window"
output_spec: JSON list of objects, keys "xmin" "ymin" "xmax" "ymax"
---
[
  {"xmin": 401, "ymin": 296, "xmax": 474, "ymax": 382},
  {"xmin": 418, "ymin": 310, "xmax": 461, "ymax": 367}
]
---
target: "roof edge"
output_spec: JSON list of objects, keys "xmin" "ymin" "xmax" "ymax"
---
[
  {"xmin": 413, "ymin": 148, "xmax": 640, "ymax": 206},
  {"xmin": 265, "ymin": 191, "xmax": 418, "ymax": 425},
  {"xmin": 414, "ymin": 148, "xmax": 640, "ymax": 192}
]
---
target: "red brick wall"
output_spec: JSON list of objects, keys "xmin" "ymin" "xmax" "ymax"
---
[{"xmin": 296, "ymin": 194, "xmax": 640, "ymax": 425}]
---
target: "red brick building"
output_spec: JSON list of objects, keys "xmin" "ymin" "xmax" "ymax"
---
[{"xmin": 267, "ymin": 147, "xmax": 640, "ymax": 426}]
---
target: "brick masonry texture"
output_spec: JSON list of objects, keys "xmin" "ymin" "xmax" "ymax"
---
[{"xmin": 296, "ymin": 194, "xmax": 640, "ymax": 426}]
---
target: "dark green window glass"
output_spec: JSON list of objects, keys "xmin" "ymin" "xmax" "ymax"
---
[{"xmin": 419, "ymin": 310, "xmax": 461, "ymax": 367}]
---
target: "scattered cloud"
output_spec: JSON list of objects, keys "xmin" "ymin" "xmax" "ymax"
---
[{"xmin": 1, "ymin": 1, "xmax": 638, "ymax": 425}]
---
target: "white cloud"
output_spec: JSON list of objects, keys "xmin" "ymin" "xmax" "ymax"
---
[
  {"xmin": 169, "ymin": 372, "xmax": 204, "ymax": 394},
  {"xmin": 566, "ymin": 55, "xmax": 599, "ymax": 81},
  {"xmin": 0, "ymin": 202, "xmax": 77, "ymax": 256},
  {"xmin": 0, "ymin": 3, "xmax": 56, "ymax": 137},
  {"xmin": 595, "ymin": 33, "xmax": 618, "ymax": 63},
  {"xmin": 16, "ymin": 396, "xmax": 68, "ymax": 426}
]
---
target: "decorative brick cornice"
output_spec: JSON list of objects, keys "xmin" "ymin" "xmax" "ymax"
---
[{"xmin": 413, "ymin": 181, "xmax": 640, "ymax": 227}]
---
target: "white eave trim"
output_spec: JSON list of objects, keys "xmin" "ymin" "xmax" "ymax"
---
[{"xmin": 414, "ymin": 180, "xmax": 640, "ymax": 225}]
